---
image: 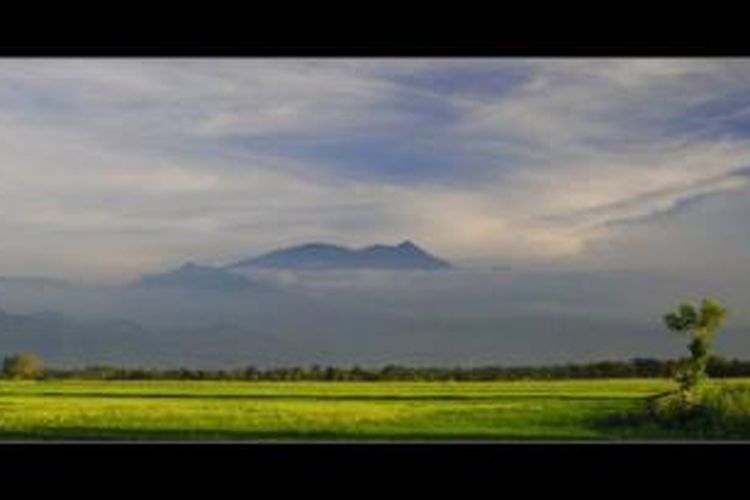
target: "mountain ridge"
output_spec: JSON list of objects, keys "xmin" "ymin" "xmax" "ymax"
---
[{"xmin": 226, "ymin": 240, "xmax": 452, "ymax": 270}]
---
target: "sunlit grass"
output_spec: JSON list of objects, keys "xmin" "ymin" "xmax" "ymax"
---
[{"xmin": 0, "ymin": 378, "xmax": 739, "ymax": 440}]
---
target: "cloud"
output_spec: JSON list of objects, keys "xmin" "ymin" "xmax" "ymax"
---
[{"xmin": 1, "ymin": 59, "xmax": 750, "ymax": 281}]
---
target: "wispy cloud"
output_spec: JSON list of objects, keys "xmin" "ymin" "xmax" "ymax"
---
[{"xmin": 1, "ymin": 59, "xmax": 750, "ymax": 280}]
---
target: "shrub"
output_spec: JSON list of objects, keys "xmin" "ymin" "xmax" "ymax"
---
[
  {"xmin": 2, "ymin": 352, "xmax": 44, "ymax": 380},
  {"xmin": 650, "ymin": 384, "xmax": 750, "ymax": 437}
]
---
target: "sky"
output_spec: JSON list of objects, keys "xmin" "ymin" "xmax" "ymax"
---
[{"xmin": 1, "ymin": 58, "xmax": 750, "ymax": 283}]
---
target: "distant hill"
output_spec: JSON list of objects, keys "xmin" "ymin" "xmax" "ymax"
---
[
  {"xmin": 0, "ymin": 307, "xmax": 159, "ymax": 366},
  {"xmin": 226, "ymin": 240, "xmax": 452, "ymax": 270},
  {"xmin": 134, "ymin": 262, "xmax": 259, "ymax": 291},
  {"xmin": 0, "ymin": 268, "xmax": 724, "ymax": 369}
]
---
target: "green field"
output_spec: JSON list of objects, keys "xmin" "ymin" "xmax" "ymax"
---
[{"xmin": 0, "ymin": 378, "xmax": 747, "ymax": 440}]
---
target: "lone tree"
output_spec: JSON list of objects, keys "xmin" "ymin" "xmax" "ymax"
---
[
  {"xmin": 663, "ymin": 298, "xmax": 728, "ymax": 397},
  {"xmin": 2, "ymin": 352, "xmax": 44, "ymax": 380}
]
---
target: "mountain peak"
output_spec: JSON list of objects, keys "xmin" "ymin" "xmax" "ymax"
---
[
  {"xmin": 396, "ymin": 240, "xmax": 426, "ymax": 253},
  {"xmin": 228, "ymin": 241, "xmax": 451, "ymax": 270}
]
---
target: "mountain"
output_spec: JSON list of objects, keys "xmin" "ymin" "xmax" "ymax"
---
[
  {"xmin": 226, "ymin": 240, "xmax": 452, "ymax": 270},
  {"xmin": 134, "ymin": 262, "xmax": 259, "ymax": 291}
]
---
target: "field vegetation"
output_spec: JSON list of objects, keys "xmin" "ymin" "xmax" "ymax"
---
[{"xmin": 0, "ymin": 378, "xmax": 740, "ymax": 441}]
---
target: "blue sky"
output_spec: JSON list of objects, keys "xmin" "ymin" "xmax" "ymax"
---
[{"xmin": 1, "ymin": 59, "xmax": 750, "ymax": 282}]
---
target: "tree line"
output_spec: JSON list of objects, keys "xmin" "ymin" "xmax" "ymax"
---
[{"xmin": 6, "ymin": 355, "xmax": 750, "ymax": 381}]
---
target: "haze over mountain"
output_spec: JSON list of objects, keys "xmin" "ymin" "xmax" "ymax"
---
[
  {"xmin": 2, "ymin": 266, "xmax": 750, "ymax": 369},
  {"xmin": 227, "ymin": 241, "xmax": 451, "ymax": 270},
  {"xmin": 135, "ymin": 262, "xmax": 260, "ymax": 291}
]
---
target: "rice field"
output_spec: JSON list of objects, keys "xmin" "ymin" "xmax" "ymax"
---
[{"xmin": 0, "ymin": 378, "xmax": 743, "ymax": 440}]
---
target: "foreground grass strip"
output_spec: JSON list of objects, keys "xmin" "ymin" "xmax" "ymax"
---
[{"xmin": 1, "ymin": 378, "xmax": 729, "ymax": 440}]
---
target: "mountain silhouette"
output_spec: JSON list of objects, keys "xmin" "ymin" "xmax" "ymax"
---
[{"xmin": 227, "ymin": 240, "xmax": 451, "ymax": 270}]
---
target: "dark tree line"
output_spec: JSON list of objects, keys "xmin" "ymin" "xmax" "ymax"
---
[{"xmin": 31, "ymin": 356, "xmax": 750, "ymax": 381}]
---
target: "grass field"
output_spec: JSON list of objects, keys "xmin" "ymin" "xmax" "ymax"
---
[{"xmin": 1, "ymin": 378, "xmax": 748, "ymax": 440}]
